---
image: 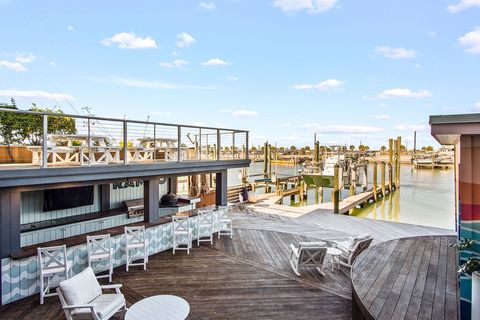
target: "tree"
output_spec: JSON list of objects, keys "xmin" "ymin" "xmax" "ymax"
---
[
  {"xmin": 0, "ymin": 99, "xmax": 23, "ymax": 162},
  {"xmin": 421, "ymin": 146, "xmax": 427, "ymax": 151},
  {"xmin": 426, "ymin": 146, "xmax": 434, "ymax": 152},
  {"xmin": 380, "ymin": 146, "xmax": 386, "ymax": 152},
  {"xmin": 349, "ymin": 145, "xmax": 355, "ymax": 151},
  {"xmin": 400, "ymin": 144, "xmax": 407, "ymax": 152}
]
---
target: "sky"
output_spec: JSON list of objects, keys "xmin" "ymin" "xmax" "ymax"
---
[{"xmin": 1, "ymin": 0, "xmax": 480, "ymax": 149}]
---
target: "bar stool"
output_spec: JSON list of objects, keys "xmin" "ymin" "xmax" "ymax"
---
[
  {"xmin": 87, "ymin": 234, "xmax": 114, "ymax": 282},
  {"xmin": 218, "ymin": 206, "xmax": 233, "ymax": 239},
  {"xmin": 197, "ymin": 210, "xmax": 214, "ymax": 246},
  {"xmin": 172, "ymin": 215, "xmax": 193, "ymax": 254},
  {"xmin": 125, "ymin": 226, "xmax": 149, "ymax": 271},
  {"xmin": 37, "ymin": 244, "xmax": 72, "ymax": 304}
]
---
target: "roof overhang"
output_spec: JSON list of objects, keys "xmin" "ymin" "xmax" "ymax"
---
[{"xmin": 430, "ymin": 113, "xmax": 480, "ymax": 145}]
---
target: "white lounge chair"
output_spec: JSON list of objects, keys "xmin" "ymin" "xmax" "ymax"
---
[
  {"xmin": 37, "ymin": 245, "xmax": 72, "ymax": 304},
  {"xmin": 57, "ymin": 267, "xmax": 126, "ymax": 320},
  {"xmin": 197, "ymin": 210, "xmax": 214, "ymax": 246},
  {"xmin": 87, "ymin": 234, "xmax": 113, "ymax": 282},
  {"xmin": 172, "ymin": 215, "xmax": 193, "ymax": 254},
  {"xmin": 125, "ymin": 226, "xmax": 149, "ymax": 271},
  {"xmin": 333, "ymin": 233, "xmax": 373, "ymax": 268},
  {"xmin": 289, "ymin": 242, "xmax": 328, "ymax": 276}
]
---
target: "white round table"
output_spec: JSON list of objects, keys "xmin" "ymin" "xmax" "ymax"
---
[
  {"xmin": 125, "ymin": 295, "xmax": 190, "ymax": 320},
  {"xmin": 327, "ymin": 247, "xmax": 342, "ymax": 271}
]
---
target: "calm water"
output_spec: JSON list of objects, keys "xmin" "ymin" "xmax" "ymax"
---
[{"xmin": 228, "ymin": 162, "xmax": 456, "ymax": 230}]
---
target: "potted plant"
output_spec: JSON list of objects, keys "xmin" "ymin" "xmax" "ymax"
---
[{"xmin": 455, "ymin": 239, "xmax": 480, "ymax": 320}]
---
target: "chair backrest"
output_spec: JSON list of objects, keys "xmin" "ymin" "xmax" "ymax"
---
[
  {"xmin": 298, "ymin": 245, "xmax": 327, "ymax": 267},
  {"xmin": 198, "ymin": 210, "xmax": 213, "ymax": 225},
  {"xmin": 125, "ymin": 226, "xmax": 146, "ymax": 245},
  {"xmin": 218, "ymin": 206, "xmax": 231, "ymax": 220},
  {"xmin": 87, "ymin": 234, "xmax": 111, "ymax": 258},
  {"xmin": 37, "ymin": 245, "xmax": 68, "ymax": 274},
  {"xmin": 350, "ymin": 237, "xmax": 373, "ymax": 263},
  {"xmin": 172, "ymin": 215, "xmax": 189, "ymax": 233},
  {"xmin": 58, "ymin": 267, "xmax": 102, "ymax": 307}
]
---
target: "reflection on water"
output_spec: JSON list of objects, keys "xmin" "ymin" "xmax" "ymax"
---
[{"xmin": 228, "ymin": 162, "xmax": 455, "ymax": 230}]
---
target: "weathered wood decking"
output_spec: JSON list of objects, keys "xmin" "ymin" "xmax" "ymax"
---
[{"xmin": 0, "ymin": 205, "xmax": 456, "ymax": 319}]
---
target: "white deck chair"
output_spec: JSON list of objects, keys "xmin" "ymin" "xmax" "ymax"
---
[
  {"xmin": 333, "ymin": 233, "xmax": 373, "ymax": 268},
  {"xmin": 288, "ymin": 242, "xmax": 328, "ymax": 276},
  {"xmin": 87, "ymin": 234, "xmax": 113, "ymax": 282},
  {"xmin": 57, "ymin": 267, "xmax": 126, "ymax": 320},
  {"xmin": 197, "ymin": 210, "xmax": 214, "ymax": 246},
  {"xmin": 37, "ymin": 245, "xmax": 72, "ymax": 304},
  {"xmin": 172, "ymin": 215, "xmax": 193, "ymax": 254},
  {"xmin": 217, "ymin": 206, "xmax": 233, "ymax": 239},
  {"xmin": 125, "ymin": 226, "xmax": 149, "ymax": 271}
]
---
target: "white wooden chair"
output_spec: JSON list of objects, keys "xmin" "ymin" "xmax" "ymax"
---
[
  {"xmin": 57, "ymin": 267, "xmax": 126, "ymax": 320},
  {"xmin": 217, "ymin": 206, "xmax": 233, "ymax": 239},
  {"xmin": 125, "ymin": 226, "xmax": 149, "ymax": 271},
  {"xmin": 172, "ymin": 215, "xmax": 193, "ymax": 254},
  {"xmin": 37, "ymin": 245, "xmax": 72, "ymax": 304},
  {"xmin": 87, "ymin": 234, "xmax": 113, "ymax": 282},
  {"xmin": 333, "ymin": 233, "xmax": 373, "ymax": 268},
  {"xmin": 288, "ymin": 242, "xmax": 328, "ymax": 276},
  {"xmin": 196, "ymin": 210, "xmax": 214, "ymax": 246}
]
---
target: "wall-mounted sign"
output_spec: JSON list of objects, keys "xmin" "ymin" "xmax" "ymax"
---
[{"xmin": 113, "ymin": 181, "xmax": 144, "ymax": 189}]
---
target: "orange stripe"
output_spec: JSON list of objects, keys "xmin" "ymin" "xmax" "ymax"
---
[{"xmin": 459, "ymin": 181, "xmax": 480, "ymax": 206}]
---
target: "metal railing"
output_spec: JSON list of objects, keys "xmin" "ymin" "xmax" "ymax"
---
[{"xmin": 0, "ymin": 108, "xmax": 249, "ymax": 168}]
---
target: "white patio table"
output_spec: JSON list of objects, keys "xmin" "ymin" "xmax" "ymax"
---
[{"xmin": 125, "ymin": 295, "xmax": 190, "ymax": 320}]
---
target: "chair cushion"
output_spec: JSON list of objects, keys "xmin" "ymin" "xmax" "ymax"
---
[
  {"xmin": 71, "ymin": 293, "xmax": 125, "ymax": 319},
  {"xmin": 60, "ymin": 267, "xmax": 102, "ymax": 306},
  {"xmin": 298, "ymin": 241, "xmax": 326, "ymax": 248}
]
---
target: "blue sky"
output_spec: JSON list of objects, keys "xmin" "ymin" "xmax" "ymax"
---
[{"xmin": 1, "ymin": 0, "xmax": 479, "ymax": 149}]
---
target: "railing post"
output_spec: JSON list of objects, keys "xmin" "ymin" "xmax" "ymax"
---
[
  {"xmin": 123, "ymin": 121, "xmax": 128, "ymax": 165},
  {"xmin": 245, "ymin": 131, "xmax": 249, "ymax": 160},
  {"xmin": 42, "ymin": 114, "xmax": 48, "ymax": 168},
  {"xmin": 153, "ymin": 124, "xmax": 156, "ymax": 161},
  {"xmin": 232, "ymin": 132, "xmax": 236, "ymax": 159},
  {"xmin": 199, "ymin": 128, "xmax": 202, "ymax": 161},
  {"xmin": 177, "ymin": 126, "xmax": 181, "ymax": 162},
  {"xmin": 87, "ymin": 118, "xmax": 91, "ymax": 165},
  {"xmin": 216, "ymin": 129, "xmax": 221, "ymax": 161}
]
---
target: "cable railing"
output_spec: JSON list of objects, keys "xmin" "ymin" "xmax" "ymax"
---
[{"xmin": 0, "ymin": 108, "xmax": 249, "ymax": 168}]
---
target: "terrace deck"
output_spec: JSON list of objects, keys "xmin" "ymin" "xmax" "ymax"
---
[{"xmin": 0, "ymin": 206, "xmax": 457, "ymax": 319}]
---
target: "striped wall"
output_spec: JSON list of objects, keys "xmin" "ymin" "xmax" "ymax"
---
[
  {"xmin": 2, "ymin": 207, "xmax": 227, "ymax": 305},
  {"xmin": 20, "ymin": 186, "xmax": 101, "ymax": 225},
  {"xmin": 458, "ymin": 135, "xmax": 480, "ymax": 320}
]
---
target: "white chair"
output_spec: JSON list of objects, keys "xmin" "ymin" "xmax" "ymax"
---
[
  {"xmin": 172, "ymin": 215, "xmax": 193, "ymax": 254},
  {"xmin": 57, "ymin": 267, "xmax": 126, "ymax": 320},
  {"xmin": 125, "ymin": 226, "xmax": 149, "ymax": 271},
  {"xmin": 217, "ymin": 206, "xmax": 233, "ymax": 239},
  {"xmin": 289, "ymin": 242, "xmax": 328, "ymax": 276},
  {"xmin": 87, "ymin": 234, "xmax": 113, "ymax": 282},
  {"xmin": 333, "ymin": 233, "xmax": 373, "ymax": 268},
  {"xmin": 197, "ymin": 210, "xmax": 214, "ymax": 246},
  {"xmin": 37, "ymin": 245, "xmax": 72, "ymax": 304}
]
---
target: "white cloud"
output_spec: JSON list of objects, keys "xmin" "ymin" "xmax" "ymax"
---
[
  {"xmin": 50, "ymin": 62, "xmax": 56, "ymax": 67},
  {"xmin": 227, "ymin": 75, "xmax": 239, "ymax": 81},
  {"xmin": 0, "ymin": 89, "xmax": 74, "ymax": 101},
  {"xmin": 151, "ymin": 111, "xmax": 173, "ymax": 116},
  {"xmin": 15, "ymin": 53, "xmax": 36, "ymax": 64},
  {"xmin": 90, "ymin": 77, "xmax": 215, "ymax": 90},
  {"xmin": 0, "ymin": 60, "xmax": 27, "ymax": 72},
  {"xmin": 378, "ymin": 88, "xmax": 432, "ymax": 99},
  {"xmin": 428, "ymin": 31, "xmax": 437, "ymax": 37},
  {"xmin": 474, "ymin": 101, "xmax": 480, "ymax": 111},
  {"xmin": 293, "ymin": 79, "xmax": 345, "ymax": 90},
  {"xmin": 67, "ymin": 25, "xmax": 75, "ymax": 31},
  {"xmin": 458, "ymin": 27, "xmax": 480, "ymax": 54},
  {"xmin": 374, "ymin": 114, "xmax": 390, "ymax": 120},
  {"xmin": 302, "ymin": 123, "xmax": 383, "ymax": 134},
  {"xmin": 447, "ymin": 0, "xmax": 480, "ymax": 13},
  {"xmin": 394, "ymin": 123, "xmax": 428, "ymax": 131},
  {"xmin": 273, "ymin": 0, "xmax": 338, "ymax": 14},
  {"xmin": 201, "ymin": 58, "xmax": 228, "ymax": 66},
  {"xmin": 199, "ymin": 1, "xmax": 216, "ymax": 10},
  {"xmin": 101, "ymin": 32, "xmax": 157, "ymax": 49},
  {"xmin": 158, "ymin": 59, "xmax": 190, "ymax": 68},
  {"xmin": 232, "ymin": 110, "xmax": 258, "ymax": 117},
  {"xmin": 176, "ymin": 32, "xmax": 196, "ymax": 48},
  {"xmin": 375, "ymin": 46, "xmax": 417, "ymax": 59}
]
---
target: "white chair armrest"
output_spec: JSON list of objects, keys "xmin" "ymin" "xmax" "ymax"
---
[
  {"xmin": 62, "ymin": 304, "xmax": 95, "ymax": 310},
  {"xmin": 100, "ymin": 284, "xmax": 122, "ymax": 290},
  {"xmin": 290, "ymin": 244, "xmax": 299, "ymax": 257}
]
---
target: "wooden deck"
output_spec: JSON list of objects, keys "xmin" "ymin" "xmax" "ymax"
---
[
  {"xmin": 351, "ymin": 236, "xmax": 458, "ymax": 320},
  {"xmin": 0, "ymin": 205, "xmax": 456, "ymax": 319}
]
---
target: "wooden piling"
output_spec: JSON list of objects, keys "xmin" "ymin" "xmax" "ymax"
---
[
  {"xmin": 333, "ymin": 164, "xmax": 340, "ymax": 214},
  {"xmin": 263, "ymin": 141, "xmax": 268, "ymax": 176},
  {"xmin": 319, "ymin": 187, "xmax": 324, "ymax": 203},
  {"xmin": 373, "ymin": 162, "xmax": 378, "ymax": 201},
  {"xmin": 268, "ymin": 144, "xmax": 272, "ymax": 178},
  {"xmin": 388, "ymin": 163, "xmax": 393, "ymax": 192},
  {"xmin": 388, "ymin": 138, "xmax": 394, "ymax": 164},
  {"xmin": 381, "ymin": 161, "xmax": 386, "ymax": 196},
  {"xmin": 396, "ymin": 136, "xmax": 401, "ymax": 187}
]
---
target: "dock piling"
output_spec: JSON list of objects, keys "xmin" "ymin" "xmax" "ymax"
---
[
  {"xmin": 333, "ymin": 164, "xmax": 340, "ymax": 214},
  {"xmin": 396, "ymin": 136, "xmax": 401, "ymax": 187},
  {"xmin": 373, "ymin": 162, "xmax": 378, "ymax": 202},
  {"xmin": 381, "ymin": 161, "xmax": 386, "ymax": 196},
  {"xmin": 388, "ymin": 163, "xmax": 393, "ymax": 192}
]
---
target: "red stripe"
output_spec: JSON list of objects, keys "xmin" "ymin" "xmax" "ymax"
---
[{"xmin": 460, "ymin": 203, "xmax": 480, "ymax": 221}]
